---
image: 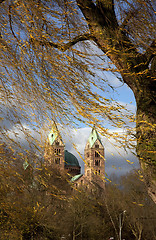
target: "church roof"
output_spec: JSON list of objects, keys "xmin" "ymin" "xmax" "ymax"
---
[
  {"xmin": 88, "ymin": 126, "xmax": 103, "ymax": 148},
  {"xmin": 65, "ymin": 150, "xmax": 80, "ymax": 167},
  {"xmin": 71, "ymin": 174, "xmax": 83, "ymax": 182}
]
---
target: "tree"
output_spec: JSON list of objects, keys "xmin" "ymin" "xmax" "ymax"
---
[
  {"xmin": 0, "ymin": 142, "xmax": 72, "ymax": 239},
  {"xmin": 0, "ymin": 0, "xmax": 155, "ymax": 202},
  {"xmin": 119, "ymin": 171, "xmax": 156, "ymax": 240},
  {"xmin": 106, "ymin": 171, "xmax": 156, "ymax": 240},
  {"xmin": 64, "ymin": 187, "xmax": 117, "ymax": 240}
]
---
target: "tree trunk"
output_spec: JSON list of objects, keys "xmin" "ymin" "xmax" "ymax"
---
[{"xmin": 135, "ymin": 76, "xmax": 156, "ymax": 203}]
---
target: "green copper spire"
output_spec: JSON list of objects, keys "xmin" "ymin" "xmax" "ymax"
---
[
  {"xmin": 48, "ymin": 121, "xmax": 62, "ymax": 145},
  {"xmin": 88, "ymin": 126, "xmax": 103, "ymax": 148}
]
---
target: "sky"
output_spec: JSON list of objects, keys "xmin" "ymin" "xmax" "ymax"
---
[{"xmin": 60, "ymin": 76, "xmax": 139, "ymax": 177}]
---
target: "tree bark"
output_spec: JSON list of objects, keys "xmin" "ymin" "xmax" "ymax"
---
[{"xmin": 135, "ymin": 76, "xmax": 156, "ymax": 203}]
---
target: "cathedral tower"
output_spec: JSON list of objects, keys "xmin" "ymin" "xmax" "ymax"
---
[
  {"xmin": 84, "ymin": 126, "xmax": 105, "ymax": 189},
  {"xmin": 44, "ymin": 122, "xmax": 65, "ymax": 170},
  {"xmin": 44, "ymin": 122, "xmax": 81, "ymax": 176}
]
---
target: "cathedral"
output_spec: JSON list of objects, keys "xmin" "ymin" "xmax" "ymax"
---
[{"xmin": 44, "ymin": 123, "xmax": 105, "ymax": 190}]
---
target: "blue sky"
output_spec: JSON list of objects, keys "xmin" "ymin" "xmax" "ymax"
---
[{"xmin": 113, "ymin": 82, "xmax": 136, "ymax": 106}]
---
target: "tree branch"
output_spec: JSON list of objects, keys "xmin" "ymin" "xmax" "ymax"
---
[
  {"xmin": 9, "ymin": 5, "xmax": 19, "ymax": 42},
  {"xmin": 76, "ymin": 0, "xmax": 98, "ymax": 24},
  {"xmin": 96, "ymin": 0, "xmax": 114, "ymax": 13},
  {"xmin": 30, "ymin": 33, "xmax": 96, "ymax": 51},
  {"xmin": 144, "ymin": 40, "xmax": 156, "ymax": 66},
  {"xmin": 121, "ymin": 9, "xmax": 138, "ymax": 29},
  {"xmin": 96, "ymin": 0, "xmax": 118, "ymax": 28},
  {"xmin": 76, "ymin": 0, "xmax": 118, "ymax": 29},
  {"xmin": 76, "ymin": 0, "xmax": 95, "ymax": 15}
]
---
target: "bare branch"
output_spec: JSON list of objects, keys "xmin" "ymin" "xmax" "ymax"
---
[{"xmin": 30, "ymin": 33, "xmax": 96, "ymax": 51}]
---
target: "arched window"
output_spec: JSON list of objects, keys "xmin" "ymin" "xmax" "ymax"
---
[
  {"xmin": 55, "ymin": 149, "xmax": 60, "ymax": 155},
  {"xmin": 95, "ymin": 144, "xmax": 99, "ymax": 148},
  {"xmin": 87, "ymin": 152, "xmax": 89, "ymax": 157},
  {"xmin": 95, "ymin": 160, "xmax": 98, "ymax": 166},
  {"xmin": 95, "ymin": 151, "xmax": 100, "ymax": 157},
  {"xmin": 95, "ymin": 160, "xmax": 100, "ymax": 166}
]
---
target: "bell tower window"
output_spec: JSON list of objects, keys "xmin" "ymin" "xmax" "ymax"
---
[
  {"xmin": 95, "ymin": 160, "xmax": 100, "ymax": 166},
  {"xmin": 55, "ymin": 149, "xmax": 60, "ymax": 155},
  {"xmin": 95, "ymin": 151, "xmax": 100, "ymax": 157}
]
